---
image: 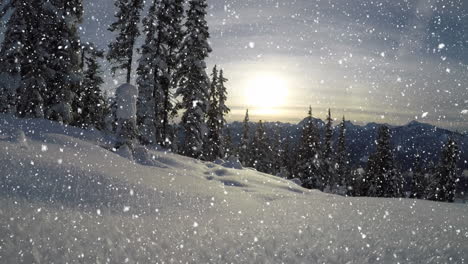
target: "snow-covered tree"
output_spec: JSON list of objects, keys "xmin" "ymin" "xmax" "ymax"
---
[
  {"xmin": 42, "ymin": 0, "xmax": 84, "ymax": 124},
  {"xmin": 115, "ymin": 84, "xmax": 139, "ymax": 150},
  {"xmin": 410, "ymin": 154, "xmax": 426, "ymax": 199},
  {"xmin": 0, "ymin": 0, "xmax": 25, "ymax": 114},
  {"xmin": 216, "ymin": 69, "xmax": 230, "ymax": 128},
  {"xmin": 75, "ymin": 47, "xmax": 108, "ymax": 129},
  {"xmin": 271, "ymin": 126, "xmax": 283, "ymax": 175},
  {"xmin": 107, "ymin": 0, "xmax": 144, "ymax": 84},
  {"xmin": 323, "ymin": 108, "xmax": 333, "ymax": 159},
  {"xmin": 175, "ymin": 0, "xmax": 212, "ymax": 158},
  {"xmin": 366, "ymin": 125, "xmax": 403, "ymax": 197},
  {"xmin": 280, "ymin": 137, "xmax": 295, "ymax": 179},
  {"xmin": 136, "ymin": 2, "xmax": 159, "ymax": 144},
  {"xmin": 136, "ymin": 0, "xmax": 184, "ymax": 146},
  {"xmin": 1, "ymin": 0, "xmax": 83, "ymax": 122},
  {"xmin": 203, "ymin": 66, "xmax": 221, "ymax": 161},
  {"xmin": 430, "ymin": 138, "xmax": 460, "ymax": 202},
  {"xmin": 239, "ymin": 109, "xmax": 252, "ymax": 167},
  {"xmin": 223, "ymin": 127, "xmax": 235, "ymax": 159},
  {"xmin": 251, "ymin": 120, "xmax": 270, "ymax": 173},
  {"xmin": 203, "ymin": 66, "xmax": 231, "ymax": 161},
  {"xmin": 336, "ymin": 116, "xmax": 350, "ymax": 193},
  {"xmin": 296, "ymin": 107, "xmax": 322, "ymax": 189},
  {"xmin": 322, "ymin": 108, "xmax": 335, "ymax": 190}
]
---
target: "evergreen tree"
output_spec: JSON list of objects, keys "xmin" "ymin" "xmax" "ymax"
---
[
  {"xmin": 271, "ymin": 126, "xmax": 283, "ymax": 175},
  {"xmin": 411, "ymin": 154, "xmax": 429, "ymax": 199},
  {"xmin": 366, "ymin": 125, "xmax": 403, "ymax": 197},
  {"xmin": 136, "ymin": 2, "xmax": 158, "ymax": 144},
  {"xmin": 239, "ymin": 109, "xmax": 252, "ymax": 167},
  {"xmin": 203, "ymin": 66, "xmax": 221, "ymax": 161},
  {"xmin": 216, "ymin": 69, "xmax": 230, "ymax": 157},
  {"xmin": 1, "ymin": 0, "xmax": 83, "ymax": 122},
  {"xmin": 77, "ymin": 48, "xmax": 108, "ymax": 129},
  {"xmin": 280, "ymin": 137, "xmax": 295, "ymax": 179},
  {"xmin": 322, "ymin": 108, "xmax": 335, "ymax": 190},
  {"xmin": 136, "ymin": 0, "xmax": 184, "ymax": 146},
  {"xmin": 216, "ymin": 69, "xmax": 230, "ymax": 128},
  {"xmin": 175, "ymin": 0, "xmax": 212, "ymax": 158},
  {"xmin": 42, "ymin": 0, "xmax": 84, "ymax": 124},
  {"xmin": 107, "ymin": 0, "xmax": 144, "ymax": 84},
  {"xmin": 0, "ymin": 0, "xmax": 25, "ymax": 114},
  {"xmin": 336, "ymin": 116, "xmax": 349, "ymax": 193},
  {"xmin": 203, "ymin": 66, "xmax": 231, "ymax": 161},
  {"xmin": 323, "ymin": 109, "xmax": 333, "ymax": 159},
  {"xmin": 251, "ymin": 120, "xmax": 270, "ymax": 173},
  {"xmin": 296, "ymin": 107, "xmax": 322, "ymax": 189},
  {"xmin": 223, "ymin": 127, "xmax": 235, "ymax": 159},
  {"xmin": 432, "ymin": 138, "xmax": 460, "ymax": 202}
]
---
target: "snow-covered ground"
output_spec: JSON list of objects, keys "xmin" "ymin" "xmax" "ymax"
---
[{"xmin": 0, "ymin": 115, "xmax": 467, "ymax": 263}]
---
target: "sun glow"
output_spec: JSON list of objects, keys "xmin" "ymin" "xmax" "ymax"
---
[{"xmin": 244, "ymin": 73, "xmax": 289, "ymax": 112}]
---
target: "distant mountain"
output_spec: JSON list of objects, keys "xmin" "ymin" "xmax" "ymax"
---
[{"xmin": 226, "ymin": 119, "xmax": 468, "ymax": 171}]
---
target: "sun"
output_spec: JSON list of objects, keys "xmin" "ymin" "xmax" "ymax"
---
[{"xmin": 244, "ymin": 73, "xmax": 289, "ymax": 111}]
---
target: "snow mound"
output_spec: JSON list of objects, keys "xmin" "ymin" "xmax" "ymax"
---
[
  {"xmin": 116, "ymin": 144, "xmax": 133, "ymax": 160},
  {"xmin": 9, "ymin": 128, "xmax": 28, "ymax": 148},
  {"xmin": 0, "ymin": 115, "xmax": 467, "ymax": 263},
  {"xmin": 213, "ymin": 156, "xmax": 243, "ymax": 169}
]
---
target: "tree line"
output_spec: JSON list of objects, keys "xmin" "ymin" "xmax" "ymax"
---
[{"xmin": 235, "ymin": 108, "xmax": 461, "ymax": 203}]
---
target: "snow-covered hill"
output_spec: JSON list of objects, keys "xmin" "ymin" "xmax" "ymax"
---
[{"xmin": 1, "ymin": 115, "xmax": 467, "ymax": 263}]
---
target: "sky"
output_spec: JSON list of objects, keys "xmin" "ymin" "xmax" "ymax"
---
[{"xmin": 81, "ymin": 0, "xmax": 466, "ymax": 130}]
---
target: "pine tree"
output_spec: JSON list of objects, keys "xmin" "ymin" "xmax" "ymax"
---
[
  {"xmin": 175, "ymin": 0, "xmax": 212, "ymax": 158},
  {"xmin": 280, "ymin": 137, "xmax": 295, "ymax": 179},
  {"xmin": 136, "ymin": 0, "xmax": 184, "ymax": 146},
  {"xmin": 432, "ymin": 138, "xmax": 460, "ymax": 202},
  {"xmin": 324, "ymin": 109, "xmax": 333, "ymax": 158},
  {"xmin": 216, "ymin": 69, "xmax": 230, "ymax": 128},
  {"xmin": 42, "ymin": 0, "xmax": 84, "ymax": 124},
  {"xmin": 77, "ymin": 48, "xmax": 108, "ymax": 129},
  {"xmin": 136, "ymin": 1, "xmax": 158, "ymax": 144},
  {"xmin": 223, "ymin": 127, "xmax": 235, "ymax": 159},
  {"xmin": 239, "ymin": 109, "xmax": 252, "ymax": 167},
  {"xmin": 203, "ymin": 66, "xmax": 221, "ymax": 161},
  {"xmin": 366, "ymin": 125, "xmax": 403, "ymax": 197},
  {"xmin": 1, "ymin": 0, "xmax": 45, "ymax": 118},
  {"xmin": 410, "ymin": 154, "xmax": 428, "ymax": 199},
  {"xmin": 203, "ymin": 66, "xmax": 231, "ymax": 161},
  {"xmin": 296, "ymin": 107, "xmax": 322, "ymax": 189},
  {"xmin": 163, "ymin": 0, "xmax": 185, "ymax": 147},
  {"xmin": 107, "ymin": 0, "xmax": 144, "ymax": 84},
  {"xmin": 271, "ymin": 126, "xmax": 283, "ymax": 175},
  {"xmin": 216, "ymin": 69, "xmax": 230, "ymax": 157},
  {"xmin": 1, "ymin": 0, "xmax": 83, "ymax": 122},
  {"xmin": 336, "ymin": 116, "xmax": 349, "ymax": 193},
  {"xmin": 0, "ymin": 0, "xmax": 25, "ymax": 114},
  {"xmin": 322, "ymin": 108, "xmax": 335, "ymax": 190},
  {"xmin": 252, "ymin": 120, "xmax": 270, "ymax": 173}
]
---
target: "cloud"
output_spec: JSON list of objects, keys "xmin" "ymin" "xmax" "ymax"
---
[{"xmin": 206, "ymin": 0, "xmax": 467, "ymax": 130}]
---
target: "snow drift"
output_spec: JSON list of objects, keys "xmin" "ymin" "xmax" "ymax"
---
[{"xmin": 0, "ymin": 114, "xmax": 467, "ymax": 263}]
